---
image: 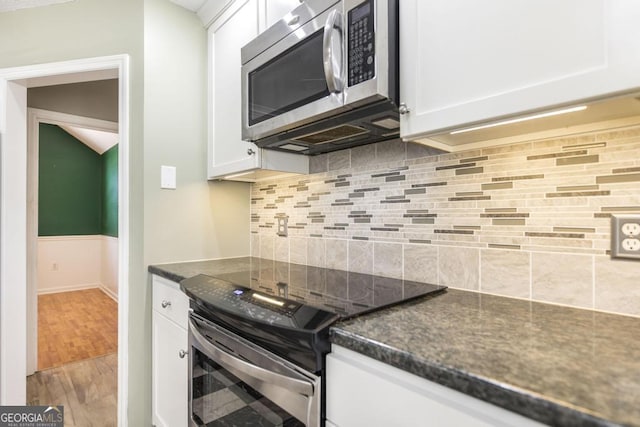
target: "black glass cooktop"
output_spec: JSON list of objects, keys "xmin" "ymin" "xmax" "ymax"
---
[{"xmin": 181, "ymin": 257, "xmax": 446, "ymax": 372}]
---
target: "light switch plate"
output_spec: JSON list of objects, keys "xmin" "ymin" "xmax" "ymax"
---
[
  {"xmin": 611, "ymin": 214, "xmax": 640, "ymax": 260},
  {"xmin": 161, "ymin": 165, "xmax": 176, "ymax": 189}
]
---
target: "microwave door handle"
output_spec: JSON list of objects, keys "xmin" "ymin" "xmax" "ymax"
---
[{"xmin": 322, "ymin": 9, "xmax": 343, "ymax": 93}]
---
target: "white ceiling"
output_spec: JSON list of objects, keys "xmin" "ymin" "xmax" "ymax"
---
[
  {"xmin": 0, "ymin": 0, "xmax": 204, "ymax": 14},
  {"xmin": 169, "ymin": 0, "xmax": 206, "ymax": 12},
  {"xmin": 0, "ymin": 0, "xmax": 73, "ymax": 12},
  {"xmin": 59, "ymin": 125, "xmax": 118, "ymax": 155}
]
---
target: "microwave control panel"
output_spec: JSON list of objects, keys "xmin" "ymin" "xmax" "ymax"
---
[{"xmin": 348, "ymin": 0, "xmax": 375, "ymax": 86}]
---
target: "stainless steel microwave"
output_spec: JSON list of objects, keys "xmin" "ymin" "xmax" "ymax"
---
[{"xmin": 241, "ymin": 0, "xmax": 400, "ymax": 155}]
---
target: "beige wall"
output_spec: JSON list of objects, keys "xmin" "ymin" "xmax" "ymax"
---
[
  {"xmin": 0, "ymin": 0, "xmax": 250, "ymax": 424},
  {"xmin": 28, "ymin": 79, "xmax": 119, "ymax": 122},
  {"xmin": 143, "ymin": 0, "xmax": 249, "ymax": 267},
  {"xmin": 0, "ymin": 0, "xmax": 146, "ymax": 422}
]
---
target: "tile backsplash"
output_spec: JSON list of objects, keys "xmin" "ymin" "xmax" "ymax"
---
[{"xmin": 250, "ymin": 125, "xmax": 640, "ymax": 317}]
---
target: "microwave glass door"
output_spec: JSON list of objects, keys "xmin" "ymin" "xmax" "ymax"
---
[
  {"xmin": 248, "ymin": 29, "xmax": 328, "ymax": 126},
  {"xmin": 243, "ymin": 4, "xmax": 346, "ymax": 142}
]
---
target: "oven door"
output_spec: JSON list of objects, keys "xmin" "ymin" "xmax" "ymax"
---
[
  {"xmin": 188, "ymin": 313, "xmax": 321, "ymax": 427},
  {"xmin": 242, "ymin": 1, "xmax": 346, "ymax": 142}
]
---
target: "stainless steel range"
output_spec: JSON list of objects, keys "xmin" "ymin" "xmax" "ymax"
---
[{"xmin": 182, "ymin": 258, "xmax": 445, "ymax": 426}]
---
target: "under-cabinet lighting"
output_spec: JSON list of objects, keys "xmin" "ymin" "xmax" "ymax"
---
[
  {"xmin": 450, "ymin": 105, "xmax": 588, "ymax": 135},
  {"xmin": 253, "ymin": 293, "xmax": 285, "ymax": 307},
  {"xmin": 224, "ymin": 171, "xmax": 255, "ymax": 180}
]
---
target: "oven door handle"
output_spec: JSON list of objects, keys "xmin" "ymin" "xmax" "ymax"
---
[
  {"xmin": 322, "ymin": 8, "xmax": 344, "ymax": 93},
  {"xmin": 189, "ymin": 318, "xmax": 315, "ymax": 397}
]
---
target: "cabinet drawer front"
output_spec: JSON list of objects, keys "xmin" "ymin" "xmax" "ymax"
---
[{"xmin": 152, "ymin": 275, "xmax": 189, "ymax": 329}]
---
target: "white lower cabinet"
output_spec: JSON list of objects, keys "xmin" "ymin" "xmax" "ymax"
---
[
  {"xmin": 326, "ymin": 345, "xmax": 545, "ymax": 427},
  {"xmin": 152, "ymin": 275, "xmax": 189, "ymax": 427}
]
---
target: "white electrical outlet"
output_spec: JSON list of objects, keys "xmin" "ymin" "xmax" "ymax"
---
[
  {"xmin": 611, "ymin": 214, "xmax": 640, "ymax": 260},
  {"xmin": 621, "ymin": 222, "xmax": 640, "ymax": 237},
  {"xmin": 622, "ymin": 238, "xmax": 640, "ymax": 251},
  {"xmin": 276, "ymin": 216, "xmax": 288, "ymax": 237}
]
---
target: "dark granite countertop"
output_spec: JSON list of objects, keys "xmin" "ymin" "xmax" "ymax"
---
[
  {"xmin": 149, "ymin": 257, "xmax": 254, "ymax": 284},
  {"xmin": 149, "ymin": 258, "xmax": 640, "ymax": 427},
  {"xmin": 331, "ymin": 290, "xmax": 640, "ymax": 427}
]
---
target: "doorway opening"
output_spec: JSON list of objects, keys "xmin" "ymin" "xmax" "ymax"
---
[
  {"xmin": 27, "ymin": 107, "xmax": 120, "ymax": 369},
  {"xmin": 0, "ymin": 56, "xmax": 129, "ymax": 426},
  {"xmin": 25, "ymin": 106, "xmax": 120, "ymax": 423}
]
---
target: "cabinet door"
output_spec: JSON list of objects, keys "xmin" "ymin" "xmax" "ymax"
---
[
  {"xmin": 208, "ymin": 0, "xmax": 262, "ymax": 179},
  {"xmin": 400, "ymin": 0, "xmax": 640, "ymax": 140},
  {"xmin": 152, "ymin": 310, "xmax": 188, "ymax": 427},
  {"xmin": 260, "ymin": 0, "xmax": 302, "ymax": 31},
  {"xmin": 326, "ymin": 346, "xmax": 544, "ymax": 427}
]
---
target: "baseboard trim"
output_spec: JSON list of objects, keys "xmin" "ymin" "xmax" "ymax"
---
[
  {"xmin": 37, "ymin": 283, "xmax": 119, "ymax": 302},
  {"xmin": 99, "ymin": 284, "xmax": 118, "ymax": 302},
  {"xmin": 37, "ymin": 284, "xmax": 119, "ymax": 301},
  {"xmin": 37, "ymin": 283, "xmax": 101, "ymax": 295}
]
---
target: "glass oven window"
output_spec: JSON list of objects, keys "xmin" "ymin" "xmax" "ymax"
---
[
  {"xmin": 191, "ymin": 347, "xmax": 305, "ymax": 426},
  {"xmin": 248, "ymin": 29, "xmax": 329, "ymax": 126}
]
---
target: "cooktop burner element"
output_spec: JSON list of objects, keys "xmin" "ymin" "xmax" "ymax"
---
[{"xmin": 181, "ymin": 257, "xmax": 446, "ymax": 372}]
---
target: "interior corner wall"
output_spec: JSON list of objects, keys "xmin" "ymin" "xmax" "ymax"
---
[
  {"xmin": 102, "ymin": 144, "xmax": 119, "ymax": 237},
  {"xmin": 37, "ymin": 235, "xmax": 103, "ymax": 294},
  {"xmin": 0, "ymin": 0, "xmax": 145, "ymax": 424},
  {"xmin": 101, "ymin": 145, "xmax": 120, "ymax": 299},
  {"xmin": 143, "ymin": 0, "xmax": 250, "ymax": 267},
  {"xmin": 101, "ymin": 235, "xmax": 119, "ymax": 299},
  {"xmin": 37, "ymin": 235, "xmax": 119, "ymax": 299},
  {"xmin": 37, "ymin": 125, "xmax": 119, "ymax": 295}
]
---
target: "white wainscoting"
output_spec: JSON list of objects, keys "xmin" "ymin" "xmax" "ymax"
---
[
  {"xmin": 37, "ymin": 235, "xmax": 118, "ymax": 300},
  {"xmin": 101, "ymin": 235, "xmax": 119, "ymax": 300}
]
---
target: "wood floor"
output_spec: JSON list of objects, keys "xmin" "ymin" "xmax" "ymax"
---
[
  {"xmin": 27, "ymin": 353, "xmax": 117, "ymax": 427},
  {"xmin": 30, "ymin": 288, "xmax": 119, "ymax": 426},
  {"xmin": 38, "ymin": 288, "xmax": 118, "ymax": 370}
]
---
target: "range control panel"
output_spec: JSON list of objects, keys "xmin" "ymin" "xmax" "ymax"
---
[
  {"xmin": 185, "ymin": 277, "xmax": 299, "ymax": 325},
  {"xmin": 348, "ymin": 0, "xmax": 375, "ymax": 86}
]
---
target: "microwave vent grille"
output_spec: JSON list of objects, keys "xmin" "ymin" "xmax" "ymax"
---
[{"xmin": 292, "ymin": 125, "xmax": 369, "ymax": 145}]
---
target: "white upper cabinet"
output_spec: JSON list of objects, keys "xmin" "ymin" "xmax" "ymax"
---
[
  {"xmin": 206, "ymin": 0, "xmax": 308, "ymax": 181},
  {"xmin": 260, "ymin": 0, "xmax": 303, "ymax": 30},
  {"xmin": 400, "ymin": 0, "xmax": 640, "ymax": 149}
]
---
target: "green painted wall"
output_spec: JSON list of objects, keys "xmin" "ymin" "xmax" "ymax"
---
[
  {"xmin": 102, "ymin": 144, "xmax": 119, "ymax": 237},
  {"xmin": 38, "ymin": 124, "xmax": 118, "ymax": 237},
  {"xmin": 39, "ymin": 124, "xmax": 103, "ymax": 236}
]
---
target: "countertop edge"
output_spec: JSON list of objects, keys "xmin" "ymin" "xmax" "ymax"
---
[
  {"xmin": 148, "ymin": 265, "xmax": 187, "ymax": 283},
  {"xmin": 329, "ymin": 327, "xmax": 621, "ymax": 427}
]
